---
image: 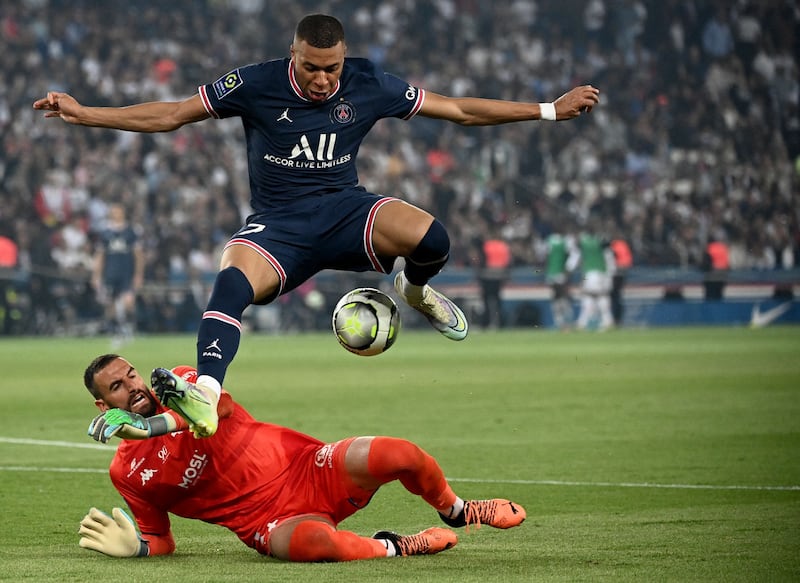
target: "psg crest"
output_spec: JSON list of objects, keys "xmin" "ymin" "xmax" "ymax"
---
[{"xmin": 331, "ymin": 101, "xmax": 355, "ymax": 124}]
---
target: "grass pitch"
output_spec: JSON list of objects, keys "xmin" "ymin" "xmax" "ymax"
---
[{"xmin": 0, "ymin": 326, "xmax": 798, "ymax": 582}]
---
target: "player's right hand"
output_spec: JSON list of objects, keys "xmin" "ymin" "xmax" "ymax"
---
[
  {"xmin": 88, "ymin": 409, "xmax": 150, "ymax": 443},
  {"xmin": 32, "ymin": 91, "xmax": 82, "ymax": 122}
]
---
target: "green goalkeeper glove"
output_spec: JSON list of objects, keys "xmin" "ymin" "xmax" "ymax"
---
[
  {"xmin": 88, "ymin": 409, "xmax": 178, "ymax": 443},
  {"xmin": 78, "ymin": 507, "xmax": 148, "ymax": 557},
  {"xmin": 88, "ymin": 409, "xmax": 149, "ymax": 443}
]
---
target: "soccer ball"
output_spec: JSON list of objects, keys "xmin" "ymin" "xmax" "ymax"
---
[{"xmin": 332, "ymin": 288, "xmax": 400, "ymax": 356}]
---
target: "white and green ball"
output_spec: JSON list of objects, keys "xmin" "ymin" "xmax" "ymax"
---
[{"xmin": 332, "ymin": 287, "xmax": 400, "ymax": 356}]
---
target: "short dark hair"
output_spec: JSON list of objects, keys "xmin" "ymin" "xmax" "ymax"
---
[
  {"xmin": 83, "ymin": 353, "xmax": 120, "ymax": 399},
  {"xmin": 295, "ymin": 14, "xmax": 345, "ymax": 48}
]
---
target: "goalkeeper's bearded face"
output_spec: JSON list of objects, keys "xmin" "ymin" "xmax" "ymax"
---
[{"xmin": 91, "ymin": 357, "xmax": 159, "ymax": 417}]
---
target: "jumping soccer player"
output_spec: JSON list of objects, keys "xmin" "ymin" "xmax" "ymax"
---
[
  {"xmin": 36, "ymin": 14, "xmax": 600, "ymax": 437},
  {"xmin": 79, "ymin": 354, "xmax": 526, "ymax": 560}
]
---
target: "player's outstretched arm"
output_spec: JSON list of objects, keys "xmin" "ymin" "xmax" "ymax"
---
[
  {"xmin": 419, "ymin": 85, "xmax": 600, "ymax": 125},
  {"xmin": 32, "ymin": 92, "xmax": 209, "ymax": 132},
  {"xmin": 88, "ymin": 409, "xmax": 183, "ymax": 443}
]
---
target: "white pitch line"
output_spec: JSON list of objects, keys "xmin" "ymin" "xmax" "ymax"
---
[
  {"xmin": 2, "ymin": 437, "xmax": 797, "ymax": 492},
  {"xmin": 0, "ymin": 465, "xmax": 796, "ymax": 492},
  {"xmin": 0, "ymin": 466, "xmax": 106, "ymax": 474},
  {"xmin": 0, "ymin": 436, "xmax": 112, "ymax": 451},
  {"xmin": 447, "ymin": 477, "xmax": 800, "ymax": 492}
]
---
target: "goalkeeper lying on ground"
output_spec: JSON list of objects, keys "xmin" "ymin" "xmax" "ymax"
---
[{"xmin": 79, "ymin": 353, "xmax": 526, "ymax": 561}]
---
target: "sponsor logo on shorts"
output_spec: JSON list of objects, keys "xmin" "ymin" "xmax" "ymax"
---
[{"xmin": 314, "ymin": 443, "xmax": 337, "ymax": 468}]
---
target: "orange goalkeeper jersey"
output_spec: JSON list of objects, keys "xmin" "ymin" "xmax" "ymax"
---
[{"xmin": 108, "ymin": 366, "xmax": 323, "ymax": 551}]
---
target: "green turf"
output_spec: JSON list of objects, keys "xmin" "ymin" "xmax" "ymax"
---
[{"xmin": 0, "ymin": 326, "xmax": 798, "ymax": 582}]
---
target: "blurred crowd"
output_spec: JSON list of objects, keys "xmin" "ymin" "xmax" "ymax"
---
[{"xmin": 0, "ymin": 0, "xmax": 798, "ymax": 335}]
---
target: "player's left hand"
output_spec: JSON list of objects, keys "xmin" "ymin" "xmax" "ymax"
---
[
  {"xmin": 79, "ymin": 507, "xmax": 147, "ymax": 557},
  {"xmin": 88, "ymin": 409, "xmax": 150, "ymax": 443},
  {"xmin": 554, "ymin": 85, "xmax": 600, "ymax": 120}
]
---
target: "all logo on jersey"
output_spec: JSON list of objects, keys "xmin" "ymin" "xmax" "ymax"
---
[
  {"xmin": 264, "ymin": 133, "xmax": 351, "ymax": 168},
  {"xmin": 213, "ymin": 69, "xmax": 243, "ymax": 100},
  {"xmin": 330, "ymin": 101, "xmax": 355, "ymax": 125},
  {"xmin": 290, "ymin": 134, "xmax": 337, "ymax": 161},
  {"xmin": 108, "ymin": 236, "xmax": 130, "ymax": 253}
]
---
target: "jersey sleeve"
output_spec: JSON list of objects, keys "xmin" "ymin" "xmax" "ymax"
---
[
  {"xmin": 376, "ymin": 71, "xmax": 426, "ymax": 120},
  {"xmin": 198, "ymin": 64, "xmax": 258, "ymax": 120},
  {"xmin": 110, "ymin": 465, "xmax": 173, "ymax": 547},
  {"xmin": 116, "ymin": 489, "xmax": 175, "ymax": 555},
  {"xmin": 142, "ymin": 531, "xmax": 176, "ymax": 556}
]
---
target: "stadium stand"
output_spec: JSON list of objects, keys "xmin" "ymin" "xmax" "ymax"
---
[{"xmin": 1, "ymin": 0, "xmax": 797, "ymax": 334}]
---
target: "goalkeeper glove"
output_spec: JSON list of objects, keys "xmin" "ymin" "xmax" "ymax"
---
[
  {"xmin": 78, "ymin": 507, "xmax": 148, "ymax": 558},
  {"xmin": 88, "ymin": 409, "xmax": 149, "ymax": 443},
  {"xmin": 88, "ymin": 409, "xmax": 178, "ymax": 443}
]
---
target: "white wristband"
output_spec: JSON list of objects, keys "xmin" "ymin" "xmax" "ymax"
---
[{"xmin": 539, "ymin": 102, "xmax": 556, "ymax": 121}]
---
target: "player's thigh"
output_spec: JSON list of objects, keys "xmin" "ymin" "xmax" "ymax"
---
[
  {"xmin": 551, "ymin": 282, "xmax": 569, "ymax": 300},
  {"xmin": 582, "ymin": 271, "xmax": 609, "ymax": 294},
  {"xmin": 372, "ymin": 199, "xmax": 434, "ymax": 257},
  {"xmin": 221, "ymin": 238, "xmax": 283, "ymax": 303},
  {"xmin": 343, "ymin": 436, "xmax": 379, "ymax": 490},
  {"xmin": 104, "ymin": 274, "xmax": 131, "ymax": 298}
]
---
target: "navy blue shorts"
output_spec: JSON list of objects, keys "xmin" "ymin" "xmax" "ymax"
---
[
  {"xmin": 103, "ymin": 273, "xmax": 134, "ymax": 297},
  {"xmin": 225, "ymin": 188, "xmax": 398, "ymax": 303}
]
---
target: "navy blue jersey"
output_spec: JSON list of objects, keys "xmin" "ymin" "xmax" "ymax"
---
[
  {"xmin": 198, "ymin": 57, "xmax": 425, "ymax": 212},
  {"xmin": 98, "ymin": 225, "xmax": 141, "ymax": 282}
]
